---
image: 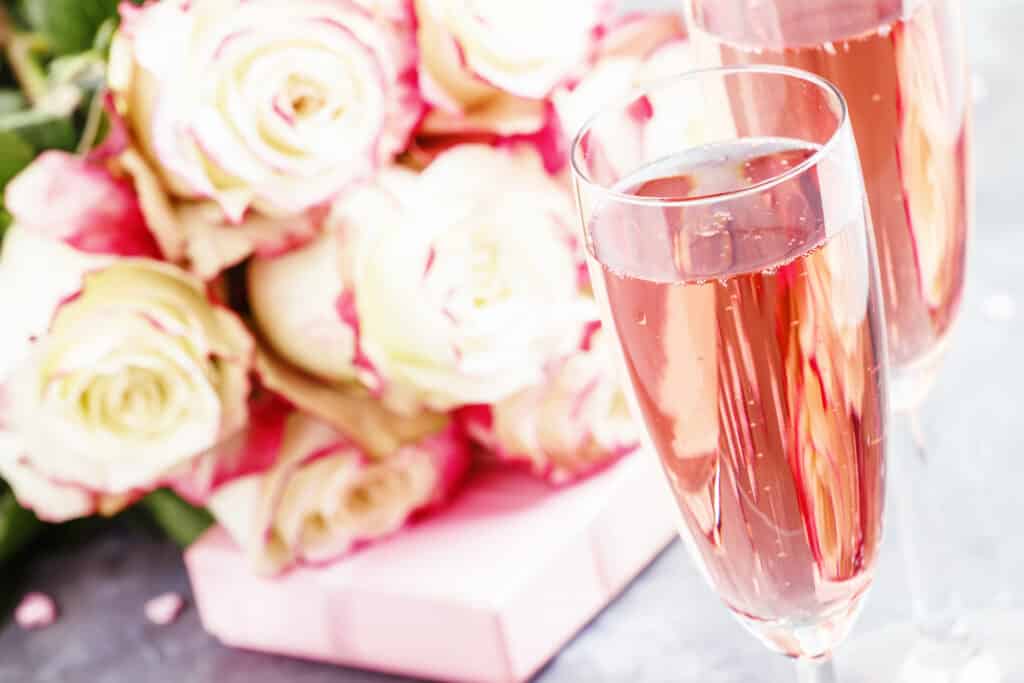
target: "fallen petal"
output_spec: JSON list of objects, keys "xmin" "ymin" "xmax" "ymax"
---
[
  {"xmin": 15, "ymin": 592, "xmax": 58, "ymax": 630},
  {"xmin": 144, "ymin": 592, "xmax": 185, "ymax": 626}
]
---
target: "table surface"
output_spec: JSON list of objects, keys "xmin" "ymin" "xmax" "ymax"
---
[{"xmin": 2, "ymin": 1, "xmax": 1022, "ymax": 681}]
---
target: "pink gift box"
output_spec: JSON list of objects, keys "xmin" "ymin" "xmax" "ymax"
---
[{"xmin": 186, "ymin": 452, "xmax": 677, "ymax": 683}]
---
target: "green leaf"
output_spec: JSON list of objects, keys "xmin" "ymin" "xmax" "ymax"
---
[
  {"xmin": 0, "ymin": 108, "xmax": 76, "ymax": 151},
  {"xmin": 19, "ymin": 0, "xmax": 121, "ymax": 56},
  {"xmin": 0, "ymin": 490, "xmax": 43, "ymax": 566},
  {"xmin": 140, "ymin": 490, "xmax": 215, "ymax": 548},
  {"xmin": 0, "ymin": 128, "xmax": 34, "ymax": 188},
  {"xmin": 0, "ymin": 90, "xmax": 27, "ymax": 116}
]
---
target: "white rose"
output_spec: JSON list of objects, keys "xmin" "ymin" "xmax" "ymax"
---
[
  {"xmin": 354, "ymin": 146, "xmax": 583, "ymax": 412},
  {"xmin": 208, "ymin": 408, "xmax": 469, "ymax": 574},
  {"xmin": 465, "ymin": 324, "xmax": 639, "ymax": 483},
  {"xmin": 109, "ymin": 0, "xmax": 422, "ymax": 221},
  {"xmin": 0, "ymin": 258, "xmax": 253, "ymax": 510}
]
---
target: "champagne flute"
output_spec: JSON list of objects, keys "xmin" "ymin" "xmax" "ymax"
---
[
  {"xmin": 571, "ymin": 65, "xmax": 888, "ymax": 683},
  {"xmin": 678, "ymin": 2, "xmax": 981, "ymax": 679}
]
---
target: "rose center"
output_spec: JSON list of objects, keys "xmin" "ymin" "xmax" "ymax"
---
[
  {"xmin": 284, "ymin": 76, "xmax": 326, "ymax": 120},
  {"xmin": 469, "ymin": 236, "xmax": 509, "ymax": 308}
]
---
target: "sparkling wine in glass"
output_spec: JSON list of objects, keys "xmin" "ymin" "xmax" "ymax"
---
[
  {"xmin": 681, "ymin": 0, "xmax": 970, "ymax": 413},
  {"xmin": 572, "ymin": 66, "xmax": 888, "ymax": 681}
]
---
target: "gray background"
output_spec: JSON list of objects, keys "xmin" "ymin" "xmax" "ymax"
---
[{"xmin": 2, "ymin": 0, "xmax": 1022, "ymax": 680}]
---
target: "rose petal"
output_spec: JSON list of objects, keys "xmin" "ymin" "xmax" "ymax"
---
[
  {"xmin": 169, "ymin": 390, "xmax": 290, "ymax": 505},
  {"xmin": 473, "ymin": 325, "xmax": 639, "ymax": 485},
  {"xmin": 254, "ymin": 344, "xmax": 447, "ymax": 460},
  {"xmin": 116, "ymin": 149, "xmax": 326, "ymax": 279},
  {"xmin": 15, "ymin": 593, "xmax": 58, "ymax": 630},
  {"xmin": 4, "ymin": 152, "xmax": 161, "ymax": 259},
  {"xmin": 144, "ymin": 593, "xmax": 185, "ymax": 625}
]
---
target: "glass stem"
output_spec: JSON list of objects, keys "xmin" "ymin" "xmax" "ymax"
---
[
  {"xmin": 894, "ymin": 409, "xmax": 997, "ymax": 682},
  {"xmin": 795, "ymin": 658, "xmax": 839, "ymax": 683},
  {"xmin": 898, "ymin": 409, "xmax": 936, "ymax": 628},
  {"xmin": 898, "ymin": 408, "xmax": 967, "ymax": 635}
]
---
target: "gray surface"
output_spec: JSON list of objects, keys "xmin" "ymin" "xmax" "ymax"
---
[{"xmin": 2, "ymin": 1, "xmax": 1022, "ymax": 681}]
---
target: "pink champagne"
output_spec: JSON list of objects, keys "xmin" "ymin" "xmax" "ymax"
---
[
  {"xmin": 590, "ymin": 140, "xmax": 887, "ymax": 657},
  {"xmin": 687, "ymin": 0, "xmax": 970, "ymax": 404}
]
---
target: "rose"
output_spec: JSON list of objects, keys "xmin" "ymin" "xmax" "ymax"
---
[
  {"xmin": 108, "ymin": 0, "xmax": 423, "ymax": 222},
  {"xmin": 463, "ymin": 323, "xmax": 639, "ymax": 484},
  {"xmin": 208, "ymin": 407, "xmax": 470, "ymax": 574},
  {"xmin": 0, "ymin": 153, "xmax": 169, "ymax": 522},
  {"xmin": 295, "ymin": 145, "xmax": 582, "ymax": 412},
  {"xmin": 414, "ymin": 0, "xmax": 611, "ymax": 145},
  {"xmin": 0, "ymin": 258, "xmax": 253, "ymax": 519},
  {"xmin": 357, "ymin": 146, "xmax": 584, "ymax": 412},
  {"xmin": 249, "ymin": 145, "xmax": 584, "ymax": 413}
]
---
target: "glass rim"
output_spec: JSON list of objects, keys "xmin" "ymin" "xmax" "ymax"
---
[{"xmin": 569, "ymin": 64, "xmax": 850, "ymax": 209}]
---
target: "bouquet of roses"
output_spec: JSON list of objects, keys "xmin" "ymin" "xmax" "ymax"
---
[{"xmin": 0, "ymin": 0, "xmax": 690, "ymax": 576}]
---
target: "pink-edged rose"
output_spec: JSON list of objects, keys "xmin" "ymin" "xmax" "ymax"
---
[
  {"xmin": 356, "ymin": 146, "xmax": 583, "ymax": 412},
  {"xmin": 108, "ymin": 0, "xmax": 422, "ymax": 222},
  {"xmin": 0, "ymin": 259, "xmax": 253, "ymax": 520},
  {"xmin": 464, "ymin": 323, "xmax": 639, "ymax": 484},
  {"xmin": 208, "ymin": 406, "xmax": 470, "ymax": 574},
  {"xmin": 251, "ymin": 145, "xmax": 582, "ymax": 412},
  {"xmin": 415, "ymin": 0, "xmax": 612, "ymax": 145}
]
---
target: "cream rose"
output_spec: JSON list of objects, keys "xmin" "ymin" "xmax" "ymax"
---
[
  {"xmin": 464, "ymin": 324, "xmax": 639, "ymax": 484},
  {"xmin": 249, "ymin": 147, "xmax": 582, "ymax": 411},
  {"xmin": 0, "ymin": 259, "xmax": 253, "ymax": 509},
  {"xmin": 108, "ymin": 0, "xmax": 422, "ymax": 221},
  {"xmin": 208, "ymin": 407, "xmax": 469, "ymax": 574},
  {"xmin": 351, "ymin": 146, "xmax": 582, "ymax": 412}
]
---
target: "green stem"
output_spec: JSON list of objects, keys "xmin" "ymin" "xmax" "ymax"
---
[
  {"xmin": 76, "ymin": 88, "xmax": 104, "ymax": 154},
  {"xmin": 139, "ymin": 490, "xmax": 215, "ymax": 548},
  {"xmin": 0, "ymin": 492, "xmax": 43, "ymax": 566}
]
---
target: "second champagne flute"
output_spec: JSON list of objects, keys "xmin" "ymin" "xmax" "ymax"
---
[{"xmin": 572, "ymin": 65, "xmax": 888, "ymax": 682}]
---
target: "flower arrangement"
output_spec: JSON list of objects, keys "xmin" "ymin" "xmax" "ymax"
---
[{"xmin": 0, "ymin": 0, "xmax": 689, "ymax": 578}]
